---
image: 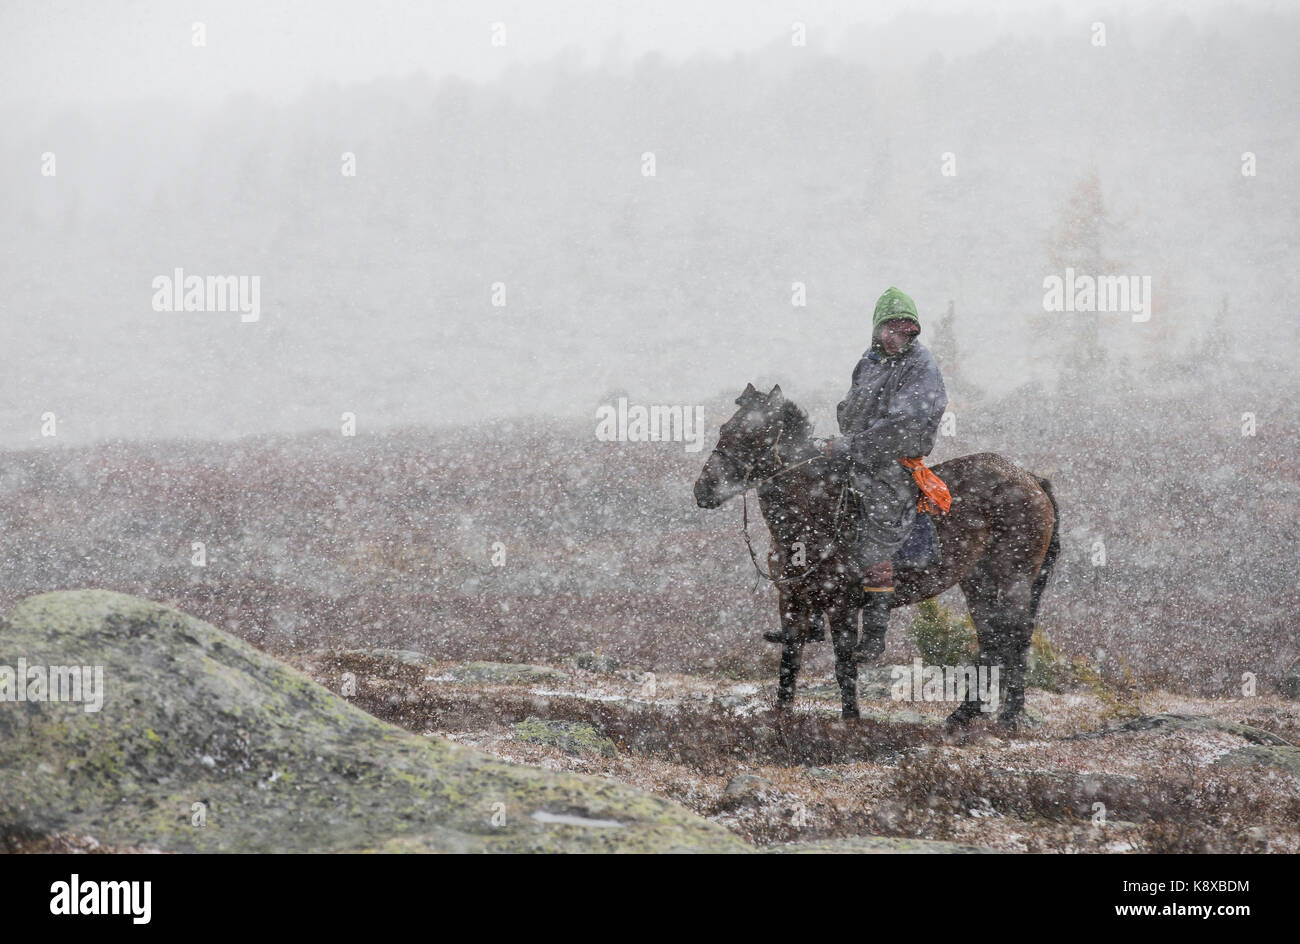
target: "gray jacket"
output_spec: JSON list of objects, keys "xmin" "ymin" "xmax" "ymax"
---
[
  {"xmin": 836, "ymin": 339, "xmax": 947, "ymax": 471},
  {"xmin": 833, "ymin": 339, "xmax": 948, "ymax": 567}
]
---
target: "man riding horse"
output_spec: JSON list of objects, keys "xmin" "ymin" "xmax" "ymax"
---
[
  {"xmin": 696, "ymin": 288, "xmax": 1057, "ymax": 726},
  {"xmin": 771, "ymin": 286, "xmax": 949, "ymax": 661}
]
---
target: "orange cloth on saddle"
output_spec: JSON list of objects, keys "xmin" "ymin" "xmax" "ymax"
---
[{"xmin": 899, "ymin": 457, "xmax": 952, "ymax": 516}]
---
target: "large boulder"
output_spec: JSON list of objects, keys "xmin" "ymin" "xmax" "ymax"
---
[{"xmin": 0, "ymin": 591, "xmax": 747, "ymax": 853}]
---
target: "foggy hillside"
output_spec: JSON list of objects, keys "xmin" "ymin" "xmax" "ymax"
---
[{"xmin": 1, "ymin": 6, "xmax": 1296, "ymax": 446}]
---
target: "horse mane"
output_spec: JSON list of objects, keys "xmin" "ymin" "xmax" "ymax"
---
[{"xmin": 780, "ymin": 399, "xmax": 814, "ymax": 443}]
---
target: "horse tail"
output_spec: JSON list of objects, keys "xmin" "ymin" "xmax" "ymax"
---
[{"xmin": 1029, "ymin": 476, "xmax": 1060, "ymax": 621}]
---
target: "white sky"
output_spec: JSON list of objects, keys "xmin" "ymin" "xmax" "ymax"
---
[{"xmin": 0, "ymin": 0, "xmax": 1246, "ymax": 107}]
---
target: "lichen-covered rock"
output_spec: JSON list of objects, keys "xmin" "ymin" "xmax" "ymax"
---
[
  {"xmin": 1211, "ymin": 745, "xmax": 1300, "ymax": 778},
  {"xmin": 801, "ymin": 667, "xmax": 897, "ymax": 703},
  {"xmin": 511, "ymin": 719, "xmax": 617, "ymax": 758},
  {"xmin": 857, "ymin": 666, "xmax": 900, "ymax": 701},
  {"xmin": 1077, "ymin": 713, "xmax": 1292, "ymax": 746},
  {"xmin": 0, "ymin": 591, "xmax": 746, "ymax": 853},
  {"xmin": 724, "ymin": 773, "xmax": 772, "ymax": 797},
  {"xmin": 803, "ymin": 767, "xmax": 843, "ymax": 782},
  {"xmin": 571, "ymin": 651, "xmax": 619, "ymax": 673},
  {"xmin": 444, "ymin": 662, "xmax": 569, "ymax": 685},
  {"xmin": 769, "ymin": 836, "xmax": 1003, "ymax": 854},
  {"xmin": 332, "ymin": 648, "xmax": 433, "ymax": 668}
]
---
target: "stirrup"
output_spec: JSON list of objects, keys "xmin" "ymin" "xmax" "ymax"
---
[{"xmin": 861, "ymin": 584, "xmax": 894, "ymax": 604}]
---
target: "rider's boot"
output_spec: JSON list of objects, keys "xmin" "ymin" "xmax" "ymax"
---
[{"xmin": 854, "ymin": 559, "xmax": 894, "ymax": 663}]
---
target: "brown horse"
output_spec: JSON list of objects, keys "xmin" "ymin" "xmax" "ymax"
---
[{"xmin": 693, "ymin": 384, "xmax": 1060, "ymax": 730}]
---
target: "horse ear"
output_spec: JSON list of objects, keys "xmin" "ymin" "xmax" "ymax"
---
[
  {"xmin": 768, "ymin": 384, "xmax": 784, "ymax": 409},
  {"xmin": 736, "ymin": 382, "xmax": 758, "ymax": 405}
]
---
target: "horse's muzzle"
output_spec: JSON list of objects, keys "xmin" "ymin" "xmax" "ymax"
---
[{"xmin": 694, "ymin": 476, "xmax": 727, "ymax": 509}]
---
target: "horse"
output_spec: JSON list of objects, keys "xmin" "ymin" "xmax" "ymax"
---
[{"xmin": 693, "ymin": 383, "xmax": 1060, "ymax": 730}]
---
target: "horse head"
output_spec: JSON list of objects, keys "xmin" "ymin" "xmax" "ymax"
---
[{"xmin": 693, "ymin": 383, "xmax": 790, "ymax": 508}]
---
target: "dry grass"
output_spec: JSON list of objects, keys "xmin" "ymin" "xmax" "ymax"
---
[{"xmin": 294, "ymin": 651, "xmax": 1300, "ymax": 851}]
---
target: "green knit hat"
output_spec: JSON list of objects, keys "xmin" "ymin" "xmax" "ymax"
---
[{"xmin": 872, "ymin": 286, "xmax": 921, "ymax": 333}]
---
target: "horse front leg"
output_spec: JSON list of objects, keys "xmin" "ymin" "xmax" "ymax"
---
[
  {"xmin": 828, "ymin": 597, "xmax": 860, "ymax": 720},
  {"xmin": 775, "ymin": 590, "xmax": 807, "ymax": 710}
]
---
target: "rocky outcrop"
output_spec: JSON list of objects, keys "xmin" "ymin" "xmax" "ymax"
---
[
  {"xmin": 444, "ymin": 662, "xmax": 569, "ymax": 685},
  {"xmin": 0, "ymin": 591, "xmax": 745, "ymax": 853},
  {"xmin": 1070, "ymin": 713, "xmax": 1293, "ymax": 746},
  {"xmin": 769, "ymin": 836, "xmax": 1003, "ymax": 854},
  {"xmin": 511, "ymin": 719, "xmax": 618, "ymax": 758},
  {"xmin": 1211, "ymin": 745, "xmax": 1300, "ymax": 778}
]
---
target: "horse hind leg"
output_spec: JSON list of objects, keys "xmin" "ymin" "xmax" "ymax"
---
[
  {"xmin": 954, "ymin": 564, "xmax": 1034, "ymax": 730},
  {"xmin": 946, "ymin": 567, "xmax": 1006, "ymax": 726},
  {"xmin": 995, "ymin": 604, "xmax": 1035, "ymax": 730},
  {"xmin": 989, "ymin": 474, "xmax": 1057, "ymax": 729}
]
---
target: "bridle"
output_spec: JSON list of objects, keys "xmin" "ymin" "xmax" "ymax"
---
[{"xmin": 710, "ymin": 432, "xmax": 809, "ymax": 493}]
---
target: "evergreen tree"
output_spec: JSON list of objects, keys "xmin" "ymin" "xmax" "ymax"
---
[
  {"xmin": 1036, "ymin": 167, "xmax": 1117, "ymax": 390},
  {"xmin": 930, "ymin": 299, "xmax": 958, "ymax": 370}
]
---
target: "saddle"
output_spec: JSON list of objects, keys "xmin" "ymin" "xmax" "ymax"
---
[
  {"xmin": 838, "ymin": 486, "xmax": 942, "ymax": 571},
  {"xmin": 894, "ymin": 457, "xmax": 947, "ymax": 569},
  {"xmin": 893, "ymin": 511, "xmax": 940, "ymax": 570}
]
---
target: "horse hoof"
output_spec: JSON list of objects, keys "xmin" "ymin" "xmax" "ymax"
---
[
  {"xmin": 841, "ymin": 709, "xmax": 860, "ymax": 721},
  {"xmin": 762, "ymin": 630, "xmax": 785, "ymax": 643},
  {"xmin": 945, "ymin": 708, "xmax": 977, "ymax": 728}
]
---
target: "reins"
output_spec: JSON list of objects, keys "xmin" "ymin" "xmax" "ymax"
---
[{"xmin": 737, "ymin": 449, "xmax": 851, "ymax": 588}]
